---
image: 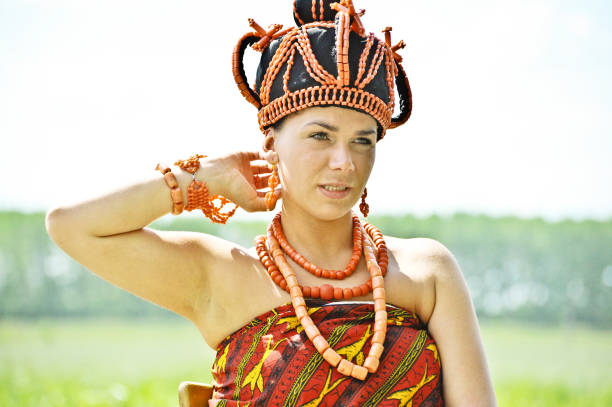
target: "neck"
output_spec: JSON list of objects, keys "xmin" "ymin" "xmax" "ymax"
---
[{"xmin": 278, "ymin": 201, "xmax": 356, "ymax": 268}]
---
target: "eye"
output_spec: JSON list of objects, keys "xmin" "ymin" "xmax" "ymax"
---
[
  {"xmin": 355, "ymin": 137, "xmax": 373, "ymax": 145},
  {"xmin": 310, "ymin": 132, "xmax": 329, "ymax": 140}
]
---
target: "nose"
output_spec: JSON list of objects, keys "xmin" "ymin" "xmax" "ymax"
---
[{"xmin": 328, "ymin": 143, "xmax": 355, "ymax": 172}]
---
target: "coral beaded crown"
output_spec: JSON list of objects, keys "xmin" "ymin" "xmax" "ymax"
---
[{"xmin": 232, "ymin": 0, "xmax": 413, "ymax": 141}]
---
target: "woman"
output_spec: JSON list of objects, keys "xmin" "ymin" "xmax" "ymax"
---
[{"xmin": 46, "ymin": 1, "xmax": 497, "ymax": 405}]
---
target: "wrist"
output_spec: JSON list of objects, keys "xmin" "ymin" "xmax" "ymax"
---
[
  {"xmin": 162, "ymin": 154, "xmax": 238, "ymax": 223},
  {"xmin": 173, "ymin": 158, "xmax": 222, "ymax": 197},
  {"xmin": 193, "ymin": 158, "xmax": 225, "ymax": 196}
]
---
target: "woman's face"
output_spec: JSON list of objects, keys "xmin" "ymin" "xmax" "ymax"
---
[{"xmin": 265, "ymin": 106, "xmax": 378, "ymax": 220}]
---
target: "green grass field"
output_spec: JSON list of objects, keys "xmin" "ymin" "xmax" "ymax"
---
[{"xmin": 1, "ymin": 318, "xmax": 611, "ymax": 406}]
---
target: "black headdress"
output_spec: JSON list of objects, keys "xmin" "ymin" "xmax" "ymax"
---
[{"xmin": 232, "ymin": 0, "xmax": 412, "ymax": 141}]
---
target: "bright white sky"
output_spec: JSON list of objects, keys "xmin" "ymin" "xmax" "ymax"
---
[{"xmin": 1, "ymin": 0, "xmax": 610, "ymax": 222}]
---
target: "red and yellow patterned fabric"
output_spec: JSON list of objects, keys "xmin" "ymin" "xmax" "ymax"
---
[{"xmin": 209, "ymin": 299, "xmax": 443, "ymax": 406}]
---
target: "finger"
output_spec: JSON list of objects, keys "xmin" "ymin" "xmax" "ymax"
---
[
  {"xmin": 250, "ymin": 193, "xmax": 282, "ymax": 213},
  {"xmin": 254, "ymin": 174, "xmax": 270, "ymax": 189},
  {"xmin": 244, "ymin": 151, "xmax": 262, "ymax": 161},
  {"xmin": 255, "ymin": 187, "xmax": 281, "ymax": 198},
  {"xmin": 259, "ymin": 149, "xmax": 277, "ymax": 163},
  {"xmin": 251, "ymin": 164, "xmax": 272, "ymax": 175},
  {"xmin": 251, "ymin": 197, "xmax": 270, "ymax": 212}
]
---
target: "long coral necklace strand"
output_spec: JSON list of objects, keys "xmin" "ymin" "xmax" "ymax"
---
[{"xmin": 256, "ymin": 212, "xmax": 388, "ymax": 380}]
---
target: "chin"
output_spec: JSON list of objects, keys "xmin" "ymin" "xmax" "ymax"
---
[
  {"xmin": 284, "ymin": 190, "xmax": 360, "ymax": 220},
  {"xmin": 308, "ymin": 202, "xmax": 359, "ymax": 222}
]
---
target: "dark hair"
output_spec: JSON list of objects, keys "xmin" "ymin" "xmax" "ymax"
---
[{"xmin": 272, "ymin": 115, "xmax": 288, "ymax": 132}]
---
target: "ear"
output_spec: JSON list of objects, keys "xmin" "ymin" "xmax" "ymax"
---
[{"xmin": 261, "ymin": 128, "xmax": 279, "ymax": 164}]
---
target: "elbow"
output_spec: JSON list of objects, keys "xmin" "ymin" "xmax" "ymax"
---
[
  {"xmin": 45, "ymin": 207, "xmax": 69, "ymax": 242},
  {"xmin": 45, "ymin": 208, "xmax": 58, "ymax": 234}
]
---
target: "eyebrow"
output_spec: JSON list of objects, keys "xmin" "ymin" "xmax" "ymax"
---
[{"xmin": 302, "ymin": 121, "xmax": 376, "ymax": 136}]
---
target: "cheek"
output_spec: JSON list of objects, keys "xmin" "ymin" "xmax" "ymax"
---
[
  {"xmin": 354, "ymin": 157, "xmax": 375, "ymax": 191},
  {"xmin": 279, "ymin": 151, "xmax": 322, "ymax": 191},
  {"xmin": 356, "ymin": 150, "xmax": 375, "ymax": 173}
]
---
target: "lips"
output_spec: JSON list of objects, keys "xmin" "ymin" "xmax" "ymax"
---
[
  {"xmin": 318, "ymin": 184, "xmax": 352, "ymax": 199},
  {"xmin": 319, "ymin": 183, "xmax": 351, "ymax": 188}
]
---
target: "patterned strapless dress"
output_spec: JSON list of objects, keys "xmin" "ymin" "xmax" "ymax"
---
[{"xmin": 209, "ymin": 299, "xmax": 443, "ymax": 406}]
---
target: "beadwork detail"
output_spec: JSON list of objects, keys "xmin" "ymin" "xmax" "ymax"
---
[
  {"xmin": 254, "ymin": 211, "xmax": 389, "ymax": 300},
  {"xmin": 271, "ymin": 212, "xmax": 363, "ymax": 280},
  {"xmin": 155, "ymin": 154, "xmax": 238, "ymax": 224},
  {"xmin": 331, "ymin": 0, "xmax": 366, "ymax": 37},
  {"xmin": 256, "ymin": 210, "xmax": 389, "ymax": 379},
  {"xmin": 155, "ymin": 163, "xmax": 184, "ymax": 215},
  {"xmin": 257, "ymin": 85, "xmax": 392, "ymax": 134},
  {"xmin": 232, "ymin": 0, "xmax": 413, "ymax": 142},
  {"xmin": 265, "ymin": 164, "xmax": 280, "ymax": 211},
  {"xmin": 360, "ymin": 187, "xmax": 369, "ymax": 218}
]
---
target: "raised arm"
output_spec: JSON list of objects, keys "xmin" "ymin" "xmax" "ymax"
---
[{"xmin": 45, "ymin": 152, "xmax": 276, "ymax": 324}]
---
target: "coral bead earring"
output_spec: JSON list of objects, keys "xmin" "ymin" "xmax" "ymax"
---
[
  {"xmin": 265, "ymin": 164, "xmax": 280, "ymax": 211},
  {"xmin": 360, "ymin": 187, "xmax": 369, "ymax": 218}
]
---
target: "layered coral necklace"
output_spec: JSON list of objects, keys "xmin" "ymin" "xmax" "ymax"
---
[{"xmin": 255, "ymin": 211, "xmax": 389, "ymax": 380}]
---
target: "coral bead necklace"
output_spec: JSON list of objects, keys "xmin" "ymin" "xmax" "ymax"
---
[
  {"xmin": 271, "ymin": 211, "xmax": 363, "ymax": 280},
  {"xmin": 255, "ymin": 212, "xmax": 389, "ymax": 300},
  {"xmin": 256, "ymin": 211, "xmax": 388, "ymax": 380}
]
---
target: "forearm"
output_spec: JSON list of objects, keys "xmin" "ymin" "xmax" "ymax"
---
[{"xmin": 46, "ymin": 159, "xmax": 222, "ymax": 237}]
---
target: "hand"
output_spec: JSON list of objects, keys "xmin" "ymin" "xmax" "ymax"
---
[{"xmin": 203, "ymin": 150, "xmax": 281, "ymax": 213}]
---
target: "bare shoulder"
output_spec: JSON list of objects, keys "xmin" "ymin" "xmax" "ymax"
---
[
  {"xmin": 387, "ymin": 235, "xmax": 460, "ymax": 277},
  {"xmin": 383, "ymin": 235, "xmax": 461, "ymax": 324},
  {"xmin": 387, "ymin": 235, "xmax": 453, "ymax": 256}
]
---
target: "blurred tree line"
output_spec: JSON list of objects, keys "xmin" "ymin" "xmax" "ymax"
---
[{"xmin": 0, "ymin": 211, "xmax": 610, "ymax": 327}]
